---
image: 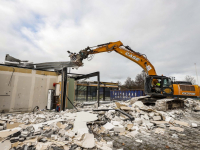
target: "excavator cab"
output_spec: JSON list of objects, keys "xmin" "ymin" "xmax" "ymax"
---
[{"xmin": 145, "ymin": 75, "xmax": 174, "ymax": 98}]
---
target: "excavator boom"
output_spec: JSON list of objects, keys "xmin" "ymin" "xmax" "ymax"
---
[{"xmin": 68, "ymin": 41, "xmax": 156, "ymax": 76}]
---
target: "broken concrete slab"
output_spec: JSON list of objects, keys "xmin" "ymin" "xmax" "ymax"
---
[
  {"xmin": 31, "ymin": 118, "xmax": 64, "ymax": 130},
  {"xmin": 153, "ymin": 116, "xmax": 162, "ymax": 121},
  {"xmin": 0, "ymin": 126, "xmax": 3, "ymax": 131},
  {"xmin": 119, "ymin": 131, "xmax": 128, "ymax": 136},
  {"xmin": 132, "ymin": 101, "xmax": 145, "ymax": 109},
  {"xmin": 0, "ymin": 140, "xmax": 11, "ymax": 150},
  {"xmin": 115, "ymin": 102, "xmax": 126, "ymax": 109},
  {"xmin": 165, "ymin": 116, "xmax": 174, "ymax": 123},
  {"xmin": 114, "ymin": 126, "xmax": 125, "ymax": 133},
  {"xmin": 155, "ymin": 128, "xmax": 165, "ymax": 134},
  {"xmin": 98, "ymin": 126, "xmax": 106, "ymax": 134},
  {"xmin": 10, "ymin": 137, "xmax": 19, "ymax": 143},
  {"xmin": 75, "ymin": 133, "xmax": 95, "ymax": 148},
  {"xmin": 51, "ymin": 134, "xmax": 58, "ymax": 140},
  {"xmin": 169, "ymin": 126, "xmax": 184, "ymax": 132},
  {"xmin": 148, "ymin": 112, "xmax": 155, "ymax": 117},
  {"xmin": 65, "ymin": 129, "xmax": 75, "ymax": 138},
  {"xmin": 135, "ymin": 107, "xmax": 141, "ymax": 113},
  {"xmin": 0, "ymin": 127, "xmax": 21, "ymax": 138},
  {"xmin": 73, "ymin": 112, "xmax": 98, "ymax": 134},
  {"xmin": 120, "ymin": 106, "xmax": 131, "ymax": 111},
  {"xmin": 172, "ymin": 134, "xmax": 178, "ymax": 139},
  {"xmin": 156, "ymin": 124, "xmax": 166, "ymax": 128},
  {"xmin": 63, "ymin": 112, "xmax": 77, "ymax": 119},
  {"xmin": 95, "ymin": 141, "xmax": 112, "ymax": 150},
  {"xmin": 107, "ymin": 141, "xmax": 113, "ymax": 149},
  {"xmin": 105, "ymin": 110, "xmax": 115, "ymax": 119},
  {"xmin": 126, "ymin": 124, "xmax": 134, "ymax": 130},
  {"xmin": 135, "ymin": 139, "xmax": 142, "ymax": 143},
  {"xmin": 35, "ymin": 142, "xmax": 53, "ymax": 150},
  {"xmin": 194, "ymin": 105, "xmax": 200, "ymax": 111},
  {"xmin": 129, "ymin": 96, "xmax": 149, "ymax": 105},
  {"xmin": 111, "ymin": 121, "xmax": 121, "ymax": 126},
  {"xmin": 11, "ymin": 141, "xmax": 19, "ymax": 148},
  {"xmin": 21, "ymin": 131, "xmax": 29, "ymax": 137},
  {"xmin": 0, "ymin": 120, "xmax": 6, "ymax": 124},
  {"xmin": 127, "ymin": 130, "xmax": 139, "ymax": 138},
  {"xmin": 142, "ymin": 114, "xmax": 149, "ymax": 120},
  {"xmin": 151, "ymin": 121, "xmax": 168, "ymax": 124},
  {"xmin": 103, "ymin": 122, "xmax": 115, "ymax": 131},
  {"xmin": 134, "ymin": 118, "xmax": 142, "ymax": 125},
  {"xmin": 145, "ymin": 122, "xmax": 154, "ymax": 130},
  {"xmin": 131, "ymin": 126, "xmax": 139, "ymax": 131},
  {"xmin": 56, "ymin": 122, "xmax": 66, "ymax": 129},
  {"xmin": 191, "ymin": 123, "xmax": 198, "ymax": 128},
  {"xmin": 173, "ymin": 120, "xmax": 190, "ymax": 127}
]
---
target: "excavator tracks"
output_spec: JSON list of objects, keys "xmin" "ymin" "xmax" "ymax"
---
[{"xmin": 138, "ymin": 97, "xmax": 185, "ymax": 111}]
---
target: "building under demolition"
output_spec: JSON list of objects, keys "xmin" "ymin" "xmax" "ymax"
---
[{"xmin": 0, "ymin": 54, "xmax": 120, "ymax": 112}]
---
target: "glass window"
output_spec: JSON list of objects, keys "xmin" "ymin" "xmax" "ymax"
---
[
  {"xmin": 88, "ymin": 86, "xmax": 97, "ymax": 101},
  {"xmin": 105, "ymin": 87, "xmax": 111, "ymax": 101},
  {"xmin": 163, "ymin": 78, "xmax": 172, "ymax": 87},
  {"xmin": 76, "ymin": 85, "xmax": 87, "ymax": 101}
]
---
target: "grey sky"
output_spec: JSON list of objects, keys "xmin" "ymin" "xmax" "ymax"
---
[{"xmin": 0, "ymin": 0, "xmax": 200, "ymax": 84}]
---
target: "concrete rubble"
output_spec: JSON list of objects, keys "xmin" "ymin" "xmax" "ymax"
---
[{"xmin": 0, "ymin": 97, "xmax": 200, "ymax": 149}]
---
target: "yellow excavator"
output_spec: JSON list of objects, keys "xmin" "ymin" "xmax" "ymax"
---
[{"xmin": 68, "ymin": 41, "xmax": 200, "ymax": 109}]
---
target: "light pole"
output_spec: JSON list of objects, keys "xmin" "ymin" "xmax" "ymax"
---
[{"xmin": 195, "ymin": 63, "xmax": 199, "ymax": 85}]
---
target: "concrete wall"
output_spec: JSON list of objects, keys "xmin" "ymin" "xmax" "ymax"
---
[{"xmin": 0, "ymin": 65, "xmax": 59, "ymax": 112}]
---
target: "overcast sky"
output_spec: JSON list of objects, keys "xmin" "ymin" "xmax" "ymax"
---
[{"xmin": 0, "ymin": 0, "xmax": 200, "ymax": 84}]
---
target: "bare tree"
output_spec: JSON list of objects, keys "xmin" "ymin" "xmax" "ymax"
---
[
  {"xmin": 185, "ymin": 75, "xmax": 196, "ymax": 85},
  {"xmin": 123, "ymin": 70, "xmax": 147, "ymax": 89},
  {"xmin": 117, "ymin": 81, "xmax": 122, "ymax": 86},
  {"xmin": 123, "ymin": 77, "xmax": 135, "ymax": 89},
  {"xmin": 135, "ymin": 70, "xmax": 147, "ymax": 89}
]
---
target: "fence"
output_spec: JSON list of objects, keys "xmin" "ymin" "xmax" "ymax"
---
[{"xmin": 110, "ymin": 90, "xmax": 144, "ymax": 101}]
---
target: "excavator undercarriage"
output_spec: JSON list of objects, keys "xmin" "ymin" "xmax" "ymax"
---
[{"xmin": 136, "ymin": 96, "xmax": 185, "ymax": 110}]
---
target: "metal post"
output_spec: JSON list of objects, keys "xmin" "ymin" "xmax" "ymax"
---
[
  {"xmin": 97, "ymin": 72, "xmax": 100, "ymax": 107},
  {"xmin": 76, "ymin": 85, "xmax": 78, "ymax": 101},
  {"xmin": 195, "ymin": 63, "xmax": 199, "ymax": 85},
  {"xmin": 86, "ymin": 86, "xmax": 88, "ymax": 101},
  {"xmin": 103, "ymin": 87, "xmax": 105, "ymax": 101},
  {"xmin": 61, "ymin": 68, "xmax": 64, "ymax": 111},
  {"xmin": 62, "ymin": 67, "xmax": 67, "ymax": 111}
]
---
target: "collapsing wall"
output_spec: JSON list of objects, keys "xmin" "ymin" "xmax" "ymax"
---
[{"xmin": 0, "ymin": 65, "xmax": 59, "ymax": 112}]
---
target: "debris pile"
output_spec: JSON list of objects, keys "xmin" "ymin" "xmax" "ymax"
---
[{"xmin": 0, "ymin": 97, "xmax": 200, "ymax": 149}]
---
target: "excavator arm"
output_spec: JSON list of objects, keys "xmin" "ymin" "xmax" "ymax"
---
[{"xmin": 68, "ymin": 41, "xmax": 156, "ymax": 76}]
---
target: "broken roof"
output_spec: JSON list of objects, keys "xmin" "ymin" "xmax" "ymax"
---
[{"xmin": 3, "ymin": 54, "xmax": 80, "ymax": 71}]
